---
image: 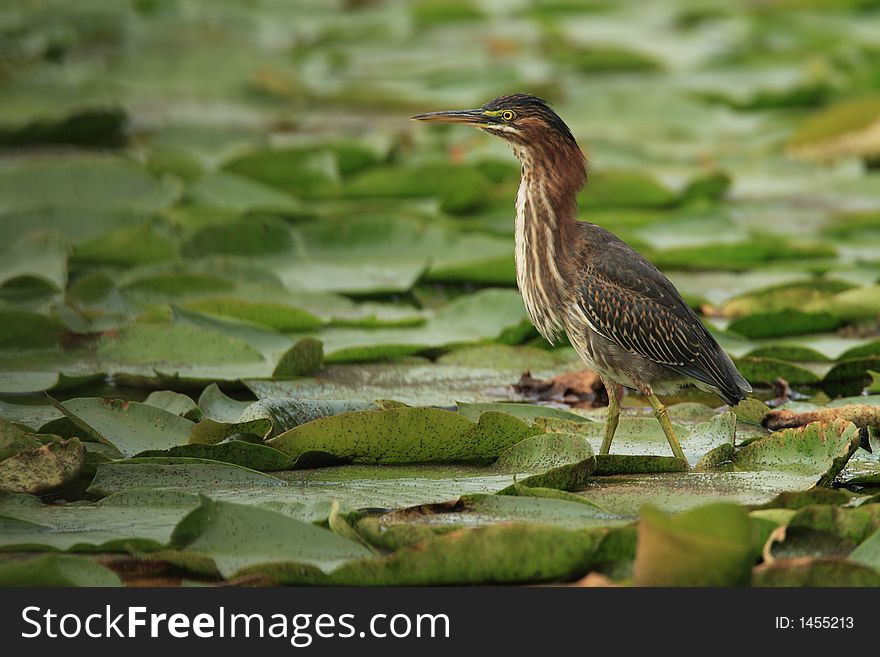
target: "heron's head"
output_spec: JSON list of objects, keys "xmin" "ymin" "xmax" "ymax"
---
[{"xmin": 412, "ymin": 93, "xmax": 578, "ymax": 152}]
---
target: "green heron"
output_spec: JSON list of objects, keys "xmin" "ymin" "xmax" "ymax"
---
[{"xmin": 413, "ymin": 94, "xmax": 751, "ymax": 464}]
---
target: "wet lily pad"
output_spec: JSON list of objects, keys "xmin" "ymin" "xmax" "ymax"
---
[
  {"xmin": 734, "ymin": 419, "xmax": 860, "ymax": 488},
  {"xmin": 168, "ymin": 497, "xmax": 373, "ymax": 578},
  {"xmin": 633, "ymin": 503, "xmax": 754, "ymax": 586},
  {"xmin": 268, "ymin": 407, "xmax": 539, "ymax": 465},
  {"xmin": 0, "ymin": 555, "xmax": 122, "ymax": 587}
]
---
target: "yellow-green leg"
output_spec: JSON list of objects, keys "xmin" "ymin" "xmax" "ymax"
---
[
  {"xmin": 645, "ymin": 392, "xmax": 688, "ymax": 464},
  {"xmin": 599, "ymin": 376, "xmax": 619, "ymax": 455}
]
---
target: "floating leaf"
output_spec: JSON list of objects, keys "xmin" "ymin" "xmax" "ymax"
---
[
  {"xmin": 850, "ymin": 527, "xmax": 880, "ymax": 571},
  {"xmin": 169, "ymin": 497, "xmax": 373, "ymax": 578},
  {"xmin": 753, "ymin": 557, "xmax": 880, "ymax": 586},
  {"xmin": 728, "ymin": 310, "xmax": 842, "ymax": 339},
  {"xmin": 0, "ymin": 155, "xmax": 180, "ymax": 214},
  {"xmin": 648, "ymin": 241, "xmax": 834, "ymax": 272},
  {"xmin": 72, "ymin": 223, "xmax": 178, "ymax": 268},
  {"xmin": 143, "ymin": 391, "xmax": 201, "ymax": 421},
  {"xmin": 0, "ymin": 231, "xmax": 69, "ymax": 292},
  {"xmin": 734, "ymin": 419, "xmax": 860, "ymax": 487},
  {"xmin": 223, "ymin": 148, "xmax": 339, "ymax": 198},
  {"xmin": 268, "ymin": 407, "xmax": 539, "ymax": 465},
  {"xmin": 191, "ymin": 395, "xmax": 378, "ymax": 445},
  {"xmin": 141, "ymin": 441, "xmax": 295, "ymax": 471},
  {"xmin": 58, "ymin": 398, "xmax": 194, "ymax": 458},
  {"xmin": 634, "ymin": 503, "xmax": 754, "ymax": 586},
  {"xmin": 579, "ymin": 170, "xmax": 676, "ymax": 209},
  {"xmin": 0, "ymin": 555, "xmax": 122, "ymax": 586},
  {"xmin": 249, "ymin": 523, "xmax": 598, "ymax": 585},
  {"xmin": 787, "ymin": 96, "xmax": 880, "ymax": 162},
  {"xmin": 0, "ymin": 490, "xmax": 200, "ymax": 551},
  {"xmin": 184, "ymin": 298, "xmax": 323, "ymax": 332},
  {"xmin": 734, "ymin": 356, "xmax": 821, "ymax": 385},
  {"xmin": 273, "ymin": 337, "xmax": 324, "ymax": 377},
  {"xmin": 0, "ymin": 438, "xmax": 84, "ymax": 495},
  {"xmin": 824, "ymin": 357, "xmax": 880, "ymax": 384},
  {"xmin": 186, "ymin": 171, "xmax": 301, "ymax": 213},
  {"xmin": 86, "ymin": 460, "xmax": 284, "ymax": 497}
]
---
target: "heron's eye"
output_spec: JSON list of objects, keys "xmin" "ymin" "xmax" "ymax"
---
[{"xmin": 501, "ymin": 110, "xmax": 516, "ymax": 122}]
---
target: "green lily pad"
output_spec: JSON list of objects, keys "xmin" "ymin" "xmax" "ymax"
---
[
  {"xmin": 58, "ymin": 398, "xmax": 195, "ymax": 458},
  {"xmin": 787, "ymin": 95, "xmax": 880, "ymax": 161},
  {"xmin": 143, "ymin": 390, "xmax": 201, "ymax": 421},
  {"xmin": 186, "ymin": 171, "xmax": 301, "ymax": 213},
  {"xmin": 743, "ymin": 345, "xmax": 831, "ymax": 363},
  {"xmin": 222, "ymin": 148, "xmax": 339, "ymax": 198},
  {"xmin": 753, "ymin": 557, "xmax": 880, "ymax": 586},
  {"xmin": 86, "ymin": 459, "xmax": 284, "ymax": 498},
  {"xmin": 168, "ymin": 497, "xmax": 373, "ymax": 578},
  {"xmin": 0, "ymin": 555, "xmax": 122, "ymax": 586},
  {"xmin": 721, "ymin": 279, "xmax": 853, "ymax": 318},
  {"xmin": 578, "ymin": 170, "xmax": 676, "ymax": 209},
  {"xmin": 648, "ymin": 241, "xmax": 835, "ymax": 272},
  {"xmin": 824, "ymin": 357, "xmax": 880, "ymax": 384},
  {"xmin": 457, "ymin": 402, "xmax": 591, "ymax": 424},
  {"xmin": 140, "ymin": 441, "xmax": 295, "ymax": 472},
  {"xmin": 267, "ymin": 407, "xmax": 539, "ymax": 465},
  {"xmin": 245, "ymin": 362, "xmax": 527, "ymax": 406},
  {"xmin": 0, "ymin": 231, "xmax": 69, "ymax": 292},
  {"xmin": 734, "ymin": 357, "xmax": 821, "ymax": 385},
  {"xmin": 183, "ymin": 297, "xmax": 323, "ymax": 332},
  {"xmin": 633, "ymin": 503, "xmax": 754, "ymax": 586},
  {"xmin": 371, "ymin": 493, "xmax": 619, "ymax": 534},
  {"xmin": 342, "ymin": 163, "xmax": 491, "ymax": 215},
  {"xmin": 191, "ymin": 395, "xmax": 378, "ymax": 444},
  {"xmin": 850, "ymin": 527, "xmax": 880, "ymax": 571},
  {"xmin": 273, "ymin": 337, "xmax": 324, "ymax": 377},
  {"xmin": 734, "ymin": 419, "xmax": 860, "ymax": 487},
  {"xmin": 247, "ymin": 523, "xmax": 598, "ymax": 585},
  {"xmin": 0, "ymin": 489, "xmax": 200, "ymax": 551},
  {"xmin": 0, "ymin": 155, "xmax": 180, "ymax": 214},
  {"xmin": 72, "ymin": 222, "xmax": 178, "ymax": 268},
  {"xmin": 728, "ymin": 310, "xmax": 842, "ymax": 339}
]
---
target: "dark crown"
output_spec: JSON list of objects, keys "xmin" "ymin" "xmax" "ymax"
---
[{"xmin": 482, "ymin": 94, "xmax": 577, "ymax": 145}]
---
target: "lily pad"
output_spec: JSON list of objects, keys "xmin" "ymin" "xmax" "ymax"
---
[
  {"xmin": 633, "ymin": 503, "xmax": 754, "ymax": 586},
  {"xmin": 168, "ymin": 497, "xmax": 373, "ymax": 578},
  {"xmin": 86, "ymin": 459, "xmax": 285, "ymax": 498},
  {"xmin": 734, "ymin": 419, "xmax": 860, "ymax": 488},
  {"xmin": 787, "ymin": 96, "xmax": 880, "ymax": 162},
  {"xmin": 0, "ymin": 555, "xmax": 122, "ymax": 586},
  {"xmin": 58, "ymin": 398, "xmax": 195, "ymax": 458},
  {"xmin": 0, "ymin": 155, "xmax": 180, "ymax": 214},
  {"xmin": 268, "ymin": 407, "xmax": 539, "ymax": 465},
  {"xmin": 249, "ymin": 523, "xmax": 598, "ymax": 586},
  {"xmin": 0, "ymin": 489, "xmax": 200, "ymax": 551}
]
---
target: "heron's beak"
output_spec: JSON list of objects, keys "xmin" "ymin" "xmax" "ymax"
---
[{"xmin": 411, "ymin": 109, "xmax": 490, "ymax": 127}]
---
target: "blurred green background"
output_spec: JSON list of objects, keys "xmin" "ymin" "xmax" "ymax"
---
[
  {"xmin": 4, "ymin": 0, "xmax": 880, "ymax": 589},
  {"xmin": 2, "ymin": 0, "xmax": 880, "ymax": 402}
]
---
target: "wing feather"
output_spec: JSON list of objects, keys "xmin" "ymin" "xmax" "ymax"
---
[{"xmin": 574, "ymin": 223, "xmax": 750, "ymax": 403}]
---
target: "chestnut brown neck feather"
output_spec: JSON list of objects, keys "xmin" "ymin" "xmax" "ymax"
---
[{"xmin": 512, "ymin": 137, "xmax": 587, "ymax": 344}]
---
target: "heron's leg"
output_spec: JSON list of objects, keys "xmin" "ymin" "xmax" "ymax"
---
[
  {"xmin": 645, "ymin": 392, "xmax": 688, "ymax": 464},
  {"xmin": 599, "ymin": 376, "xmax": 619, "ymax": 455}
]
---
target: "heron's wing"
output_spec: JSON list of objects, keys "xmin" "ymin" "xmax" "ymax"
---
[{"xmin": 574, "ymin": 223, "xmax": 748, "ymax": 402}]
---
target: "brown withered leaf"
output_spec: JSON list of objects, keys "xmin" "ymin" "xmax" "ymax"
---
[
  {"xmin": 0, "ymin": 438, "xmax": 85, "ymax": 494},
  {"xmin": 763, "ymin": 404, "xmax": 880, "ymax": 451},
  {"xmin": 513, "ymin": 369, "xmax": 619, "ymax": 409}
]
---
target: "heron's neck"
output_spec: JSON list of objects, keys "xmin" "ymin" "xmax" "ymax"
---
[{"xmin": 512, "ymin": 141, "xmax": 586, "ymax": 344}]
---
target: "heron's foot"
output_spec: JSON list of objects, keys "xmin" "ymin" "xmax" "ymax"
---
[
  {"xmin": 599, "ymin": 376, "xmax": 620, "ymax": 455},
  {"xmin": 646, "ymin": 393, "xmax": 688, "ymax": 464}
]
